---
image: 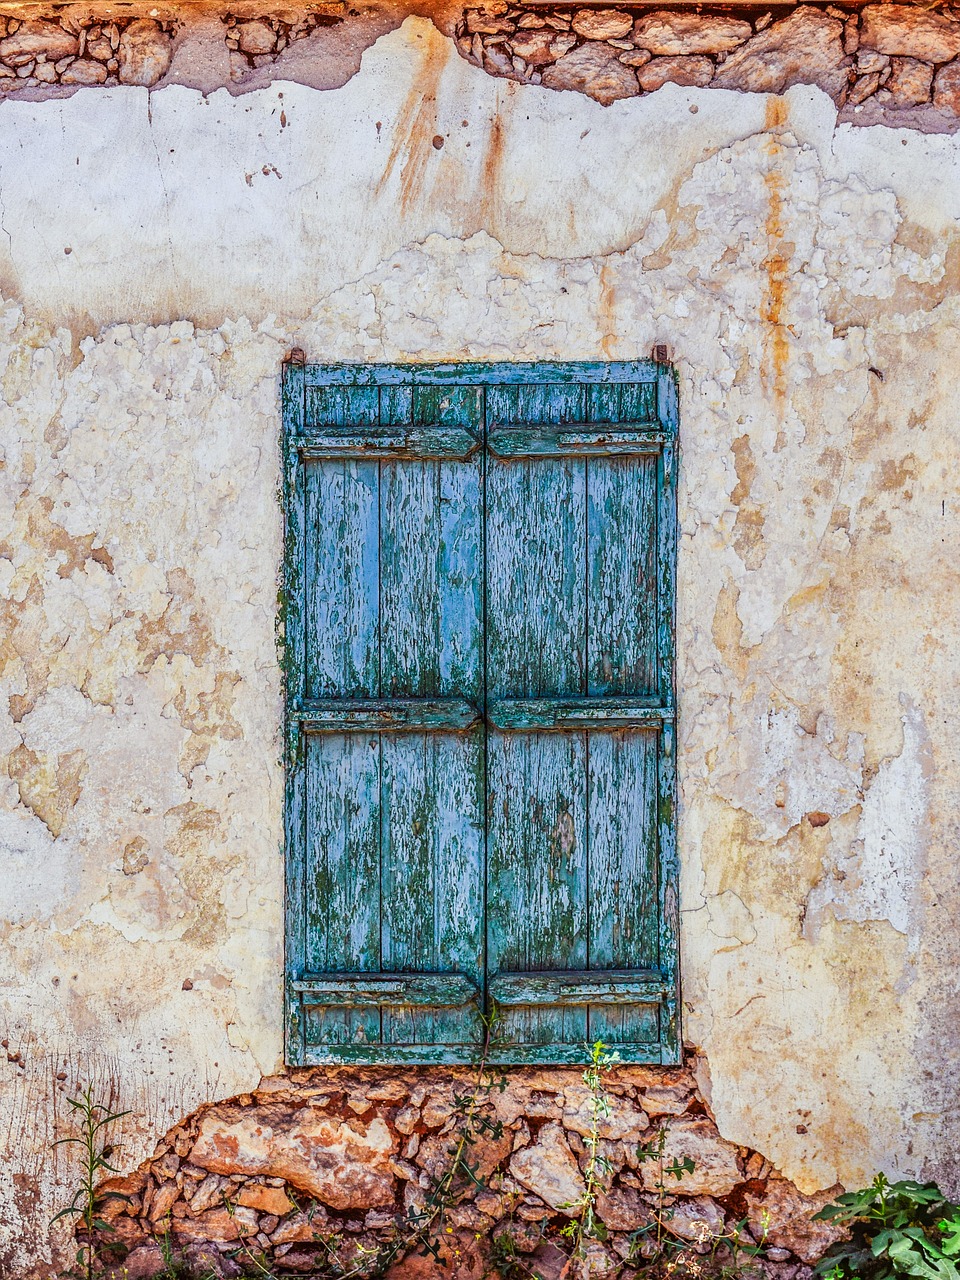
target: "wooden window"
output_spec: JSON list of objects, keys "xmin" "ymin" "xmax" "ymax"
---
[{"xmin": 282, "ymin": 361, "xmax": 678, "ymax": 1066}]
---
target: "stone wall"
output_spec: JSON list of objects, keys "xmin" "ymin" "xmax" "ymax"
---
[
  {"xmin": 455, "ymin": 2, "xmax": 960, "ymax": 121},
  {"xmin": 0, "ymin": 2, "xmax": 959, "ymax": 130},
  {"xmin": 91, "ymin": 1062, "xmax": 844, "ymax": 1278}
]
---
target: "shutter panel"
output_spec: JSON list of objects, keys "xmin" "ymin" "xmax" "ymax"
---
[
  {"xmin": 284, "ymin": 361, "xmax": 678, "ymax": 1067},
  {"xmin": 285, "ymin": 371, "xmax": 485, "ymax": 1064},
  {"xmin": 484, "ymin": 372, "xmax": 678, "ymax": 1064}
]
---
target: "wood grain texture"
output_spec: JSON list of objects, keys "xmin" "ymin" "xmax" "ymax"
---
[
  {"xmin": 380, "ymin": 731, "xmax": 484, "ymax": 1045},
  {"xmin": 486, "ymin": 453, "xmax": 586, "ymax": 698},
  {"xmin": 299, "ymin": 698, "xmax": 479, "ymax": 732},
  {"xmin": 380, "ymin": 454, "xmax": 482, "ymax": 701},
  {"xmin": 299, "ymin": 428, "xmax": 479, "ymax": 460},
  {"xmin": 304, "ymin": 732, "xmax": 382, "ymax": 1045},
  {"xmin": 282, "ymin": 359, "xmax": 308, "ymax": 1062},
  {"xmin": 487, "ymin": 729, "xmax": 589, "ymax": 1048},
  {"xmin": 303, "ymin": 361, "xmax": 662, "ymax": 388},
  {"xmin": 588, "ymin": 455, "xmax": 658, "ymax": 697},
  {"xmin": 588, "ymin": 729, "xmax": 660, "ymax": 1045},
  {"xmin": 285, "ymin": 362, "xmax": 679, "ymax": 1065},
  {"xmin": 304, "ymin": 459, "xmax": 379, "ymax": 699}
]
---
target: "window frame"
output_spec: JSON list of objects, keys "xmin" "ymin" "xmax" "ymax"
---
[{"xmin": 281, "ymin": 359, "xmax": 679, "ymax": 1066}]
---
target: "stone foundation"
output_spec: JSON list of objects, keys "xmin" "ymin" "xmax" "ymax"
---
[
  {"xmin": 0, "ymin": 1, "xmax": 959, "ymax": 130},
  {"xmin": 90, "ymin": 1061, "xmax": 846, "ymax": 1278}
]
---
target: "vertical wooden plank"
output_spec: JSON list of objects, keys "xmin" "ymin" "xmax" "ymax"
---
[
  {"xmin": 379, "ymin": 384, "xmax": 413, "ymax": 427},
  {"xmin": 587, "ymin": 456, "xmax": 658, "ymax": 697},
  {"xmin": 304, "ymin": 460, "xmax": 380, "ymax": 698},
  {"xmin": 587, "ymin": 729, "xmax": 660, "ymax": 1045},
  {"xmin": 304, "ymin": 733, "xmax": 382, "ymax": 1045},
  {"xmin": 584, "ymin": 382, "xmax": 621, "ymax": 425},
  {"xmin": 618, "ymin": 381, "xmax": 658, "ymax": 423},
  {"xmin": 306, "ymin": 385, "xmax": 379, "ymax": 427},
  {"xmin": 656, "ymin": 364, "xmax": 680, "ymax": 1063},
  {"xmin": 487, "ymin": 731, "xmax": 588, "ymax": 1048},
  {"xmin": 282, "ymin": 359, "xmax": 307, "ymax": 1064},
  {"xmin": 486, "ymin": 457, "xmax": 586, "ymax": 697},
  {"xmin": 380, "ymin": 457, "xmax": 482, "ymax": 702},
  {"xmin": 378, "ymin": 384, "xmax": 484, "ymax": 1049},
  {"xmin": 380, "ymin": 460, "xmax": 439, "ymax": 699},
  {"xmin": 381, "ymin": 731, "xmax": 484, "ymax": 1045},
  {"xmin": 486, "ymin": 380, "xmax": 590, "ymax": 1051}
]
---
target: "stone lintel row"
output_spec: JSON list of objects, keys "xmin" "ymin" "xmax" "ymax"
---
[{"xmin": 455, "ymin": 2, "xmax": 960, "ymax": 114}]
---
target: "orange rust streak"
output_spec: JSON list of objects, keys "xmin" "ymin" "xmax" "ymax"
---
[
  {"xmin": 598, "ymin": 262, "xmax": 617, "ymax": 359},
  {"xmin": 375, "ymin": 39, "xmax": 445, "ymax": 217},
  {"xmin": 761, "ymin": 95, "xmax": 790, "ymax": 413},
  {"xmin": 478, "ymin": 104, "xmax": 505, "ymax": 230}
]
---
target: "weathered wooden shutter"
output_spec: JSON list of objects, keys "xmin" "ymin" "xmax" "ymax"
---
[
  {"xmin": 284, "ymin": 362, "xmax": 678, "ymax": 1066},
  {"xmin": 283, "ymin": 369, "xmax": 486, "ymax": 1063},
  {"xmin": 483, "ymin": 374, "xmax": 678, "ymax": 1064}
]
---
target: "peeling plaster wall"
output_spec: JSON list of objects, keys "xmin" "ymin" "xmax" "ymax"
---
[{"xmin": 1, "ymin": 16, "xmax": 960, "ymax": 1271}]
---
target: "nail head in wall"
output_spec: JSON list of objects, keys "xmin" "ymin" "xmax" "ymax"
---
[{"xmin": 432, "ymin": 133, "xmax": 444, "ymax": 147}]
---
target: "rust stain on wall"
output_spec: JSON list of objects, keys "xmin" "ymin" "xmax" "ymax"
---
[
  {"xmin": 477, "ymin": 103, "xmax": 505, "ymax": 230},
  {"xmin": 376, "ymin": 37, "xmax": 445, "ymax": 216},
  {"xmin": 761, "ymin": 95, "xmax": 790, "ymax": 419},
  {"xmin": 597, "ymin": 262, "xmax": 618, "ymax": 358}
]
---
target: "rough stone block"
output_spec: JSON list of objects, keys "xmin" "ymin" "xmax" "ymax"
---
[
  {"xmin": 571, "ymin": 9, "xmax": 633, "ymax": 42},
  {"xmin": 886, "ymin": 57, "xmax": 933, "ymax": 106},
  {"xmin": 117, "ymin": 19, "xmax": 172, "ymax": 87},
  {"xmin": 934, "ymin": 58, "xmax": 960, "ymax": 112},
  {"xmin": 0, "ymin": 20, "xmax": 77, "ymax": 66},
  {"xmin": 637, "ymin": 55, "xmax": 714, "ymax": 92},
  {"xmin": 510, "ymin": 1122, "xmax": 586, "ymax": 1211},
  {"xmin": 189, "ymin": 1103, "xmax": 397, "ymax": 1209},
  {"xmin": 639, "ymin": 1118, "xmax": 742, "ymax": 1197},
  {"xmin": 541, "ymin": 41, "xmax": 639, "ymax": 104},
  {"xmin": 712, "ymin": 7, "xmax": 847, "ymax": 102},
  {"xmin": 860, "ymin": 4, "xmax": 960, "ymax": 63},
  {"xmin": 632, "ymin": 12, "xmax": 752, "ymax": 56}
]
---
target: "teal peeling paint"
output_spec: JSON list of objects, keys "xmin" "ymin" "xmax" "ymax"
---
[{"xmin": 282, "ymin": 361, "xmax": 679, "ymax": 1066}]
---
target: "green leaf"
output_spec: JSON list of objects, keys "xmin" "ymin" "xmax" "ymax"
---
[{"xmin": 937, "ymin": 1215, "xmax": 960, "ymax": 1257}]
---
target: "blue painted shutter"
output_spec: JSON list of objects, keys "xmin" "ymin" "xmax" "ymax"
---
[
  {"xmin": 284, "ymin": 363, "xmax": 678, "ymax": 1066},
  {"xmin": 284, "ymin": 371, "xmax": 485, "ymax": 1063},
  {"xmin": 484, "ymin": 375, "xmax": 678, "ymax": 1064}
]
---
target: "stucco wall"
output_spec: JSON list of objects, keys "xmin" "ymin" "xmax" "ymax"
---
[{"xmin": 1, "ymin": 15, "xmax": 959, "ymax": 1271}]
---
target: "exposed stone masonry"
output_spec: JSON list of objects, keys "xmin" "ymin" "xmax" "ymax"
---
[
  {"xmin": 91, "ymin": 1062, "xmax": 846, "ymax": 1278},
  {"xmin": 223, "ymin": 5, "xmax": 345, "ymax": 78},
  {"xmin": 0, "ymin": 1, "xmax": 959, "ymax": 126},
  {"xmin": 455, "ymin": 2, "xmax": 960, "ymax": 116},
  {"xmin": 0, "ymin": 14, "xmax": 177, "ymax": 89}
]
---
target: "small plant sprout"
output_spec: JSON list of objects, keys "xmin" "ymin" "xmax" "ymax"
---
[
  {"xmin": 560, "ymin": 1040, "xmax": 621, "ymax": 1257},
  {"xmin": 52, "ymin": 1085, "xmax": 131, "ymax": 1280}
]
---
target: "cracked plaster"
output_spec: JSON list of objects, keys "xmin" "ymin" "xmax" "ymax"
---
[{"xmin": 1, "ymin": 15, "xmax": 959, "ymax": 1272}]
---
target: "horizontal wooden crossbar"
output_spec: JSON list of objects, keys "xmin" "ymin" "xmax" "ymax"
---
[
  {"xmin": 487, "ymin": 697, "xmax": 672, "ymax": 731},
  {"xmin": 488, "ymin": 970, "xmax": 670, "ymax": 1006},
  {"xmin": 301, "ymin": 360, "xmax": 663, "ymax": 386},
  {"xmin": 301, "ymin": 1043, "xmax": 667, "ymax": 1065},
  {"xmin": 292, "ymin": 973, "xmax": 479, "ymax": 1007},
  {"xmin": 297, "ymin": 698, "xmax": 480, "ymax": 732},
  {"xmin": 488, "ymin": 425, "xmax": 664, "ymax": 458},
  {"xmin": 299, "ymin": 428, "xmax": 479, "ymax": 460}
]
